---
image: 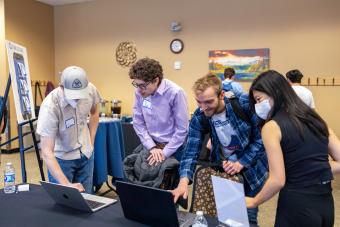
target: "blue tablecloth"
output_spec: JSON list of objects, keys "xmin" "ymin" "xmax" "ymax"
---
[{"xmin": 93, "ymin": 119, "xmax": 125, "ymax": 187}]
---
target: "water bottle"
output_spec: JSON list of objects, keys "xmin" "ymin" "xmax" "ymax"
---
[
  {"xmin": 4, "ymin": 162, "xmax": 16, "ymax": 193},
  {"xmin": 192, "ymin": 211, "xmax": 208, "ymax": 227}
]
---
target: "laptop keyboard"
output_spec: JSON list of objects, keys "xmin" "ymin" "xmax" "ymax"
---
[{"xmin": 86, "ymin": 199, "xmax": 106, "ymax": 209}]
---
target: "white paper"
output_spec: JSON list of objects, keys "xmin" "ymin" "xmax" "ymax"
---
[{"xmin": 211, "ymin": 176, "xmax": 249, "ymax": 227}]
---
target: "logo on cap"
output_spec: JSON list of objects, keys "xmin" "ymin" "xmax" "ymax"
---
[{"xmin": 72, "ymin": 79, "xmax": 82, "ymax": 89}]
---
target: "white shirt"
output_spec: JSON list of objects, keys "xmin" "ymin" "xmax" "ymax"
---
[{"xmin": 292, "ymin": 85, "xmax": 315, "ymax": 108}]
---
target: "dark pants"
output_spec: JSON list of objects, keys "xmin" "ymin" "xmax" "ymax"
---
[{"xmin": 275, "ymin": 183, "xmax": 334, "ymax": 227}]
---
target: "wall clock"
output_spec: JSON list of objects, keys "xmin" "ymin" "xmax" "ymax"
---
[{"xmin": 170, "ymin": 39, "xmax": 184, "ymax": 54}]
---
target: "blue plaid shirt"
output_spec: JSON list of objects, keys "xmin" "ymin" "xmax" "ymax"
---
[{"xmin": 179, "ymin": 94, "xmax": 268, "ymax": 191}]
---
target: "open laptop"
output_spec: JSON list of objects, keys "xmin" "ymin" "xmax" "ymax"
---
[
  {"xmin": 212, "ymin": 176, "xmax": 249, "ymax": 227},
  {"xmin": 40, "ymin": 181, "xmax": 116, "ymax": 212},
  {"xmin": 116, "ymin": 181, "xmax": 196, "ymax": 227}
]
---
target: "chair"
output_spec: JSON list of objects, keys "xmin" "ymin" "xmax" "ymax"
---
[
  {"xmin": 159, "ymin": 166, "xmax": 180, "ymax": 190},
  {"xmin": 121, "ymin": 122, "xmax": 141, "ymax": 157}
]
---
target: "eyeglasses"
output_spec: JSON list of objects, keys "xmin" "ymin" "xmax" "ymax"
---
[{"xmin": 131, "ymin": 80, "xmax": 152, "ymax": 90}]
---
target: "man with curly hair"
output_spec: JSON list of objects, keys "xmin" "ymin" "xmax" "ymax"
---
[{"xmin": 129, "ymin": 57, "xmax": 189, "ymax": 165}]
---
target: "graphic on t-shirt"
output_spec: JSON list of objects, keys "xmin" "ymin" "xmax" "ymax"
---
[{"xmin": 212, "ymin": 113, "xmax": 242, "ymax": 158}]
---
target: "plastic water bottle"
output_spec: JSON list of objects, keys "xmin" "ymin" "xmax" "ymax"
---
[
  {"xmin": 192, "ymin": 211, "xmax": 208, "ymax": 227},
  {"xmin": 4, "ymin": 162, "xmax": 16, "ymax": 193}
]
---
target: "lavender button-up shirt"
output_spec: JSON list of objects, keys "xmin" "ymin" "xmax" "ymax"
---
[{"xmin": 133, "ymin": 79, "xmax": 189, "ymax": 158}]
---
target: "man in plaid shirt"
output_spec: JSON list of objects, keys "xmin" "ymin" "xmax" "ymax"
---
[{"xmin": 172, "ymin": 74, "xmax": 268, "ymax": 225}]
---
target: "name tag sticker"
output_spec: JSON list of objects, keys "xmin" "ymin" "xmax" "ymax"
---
[
  {"xmin": 65, "ymin": 117, "xmax": 75, "ymax": 128},
  {"xmin": 142, "ymin": 99, "xmax": 151, "ymax": 109}
]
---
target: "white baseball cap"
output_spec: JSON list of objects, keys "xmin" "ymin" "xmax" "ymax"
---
[{"xmin": 61, "ymin": 66, "xmax": 90, "ymax": 100}]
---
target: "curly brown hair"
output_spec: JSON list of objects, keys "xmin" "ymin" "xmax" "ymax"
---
[{"xmin": 129, "ymin": 57, "xmax": 163, "ymax": 82}]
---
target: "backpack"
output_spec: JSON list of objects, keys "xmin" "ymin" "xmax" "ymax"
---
[{"xmin": 228, "ymin": 95, "xmax": 250, "ymax": 123}]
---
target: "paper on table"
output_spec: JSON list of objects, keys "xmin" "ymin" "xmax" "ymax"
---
[{"xmin": 211, "ymin": 175, "xmax": 249, "ymax": 227}]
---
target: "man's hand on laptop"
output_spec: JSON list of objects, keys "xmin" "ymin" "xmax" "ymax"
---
[
  {"xmin": 171, "ymin": 178, "xmax": 189, "ymax": 203},
  {"xmin": 147, "ymin": 148, "xmax": 165, "ymax": 165},
  {"xmin": 67, "ymin": 182, "xmax": 85, "ymax": 192}
]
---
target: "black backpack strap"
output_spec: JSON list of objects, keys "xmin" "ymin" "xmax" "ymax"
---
[{"xmin": 225, "ymin": 93, "xmax": 251, "ymax": 123}]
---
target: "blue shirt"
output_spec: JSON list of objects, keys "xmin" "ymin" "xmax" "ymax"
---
[
  {"xmin": 222, "ymin": 79, "xmax": 243, "ymax": 97},
  {"xmin": 179, "ymin": 94, "xmax": 268, "ymax": 191}
]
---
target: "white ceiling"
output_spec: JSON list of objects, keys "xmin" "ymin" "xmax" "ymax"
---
[{"xmin": 36, "ymin": 0, "xmax": 95, "ymax": 6}]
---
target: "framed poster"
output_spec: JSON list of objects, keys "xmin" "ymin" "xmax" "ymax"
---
[
  {"xmin": 6, "ymin": 41, "xmax": 35, "ymax": 123},
  {"xmin": 209, "ymin": 48, "xmax": 270, "ymax": 81}
]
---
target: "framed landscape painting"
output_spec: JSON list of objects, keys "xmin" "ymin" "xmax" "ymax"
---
[{"xmin": 209, "ymin": 48, "xmax": 270, "ymax": 81}]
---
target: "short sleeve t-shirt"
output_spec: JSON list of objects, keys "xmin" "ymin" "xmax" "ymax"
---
[
  {"xmin": 211, "ymin": 111, "xmax": 241, "ymax": 161},
  {"xmin": 292, "ymin": 85, "xmax": 315, "ymax": 108}
]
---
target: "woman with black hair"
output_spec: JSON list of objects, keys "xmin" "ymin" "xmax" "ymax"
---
[{"xmin": 246, "ymin": 70, "xmax": 340, "ymax": 227}]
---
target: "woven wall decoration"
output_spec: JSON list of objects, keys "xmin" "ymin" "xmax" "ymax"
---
[{"xmin": 115, "ymin": 41, "xmax": 137, "ymax": 67}]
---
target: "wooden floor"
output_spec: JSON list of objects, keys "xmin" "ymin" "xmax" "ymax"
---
[{"xmin": 1, "ymin": 151, "xmax": 339, "ymax": 227}]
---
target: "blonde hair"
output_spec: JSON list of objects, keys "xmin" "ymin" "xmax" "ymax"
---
[{"xmin": 192, "ymin": 73, "xmax": 222, "ymax": 95}]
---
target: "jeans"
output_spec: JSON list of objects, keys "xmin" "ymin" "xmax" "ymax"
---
[{"xmin": 48, "ymin": 153, "xmax": 94, "ymax": 194}]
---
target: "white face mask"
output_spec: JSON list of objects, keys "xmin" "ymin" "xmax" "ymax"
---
[
  {"xmin": 66, "ymin": 98, "xmax": 79, "ymax": 108},
  {"xmin": 255, "ymin": 99, "xmax": 271, "ymax": 120}
]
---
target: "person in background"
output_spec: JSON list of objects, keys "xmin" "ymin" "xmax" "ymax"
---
[
  {"xmin": 0, "ymin": 96, "xmax": 7, "ymax": 149},
  {"xmin": 37, "ymin": 66, "xmax": 101, "ymax": 193},
  {"xmin": 171, "ymin": 74, "xmax": 268, "ymax": 225},
  {"xmin": 286, "ymin": 69, "xmax": 315, "ymax": 108},
  {"xmin": 129, "ymin": 57, "xmax": 189, "ymax": 165},
  {"xmin": 246, "ymin": 70, "xmax": 340, "ymax": 227},
  {"xmin": 222, "ymin": 67, "xmax": 243, "ymax": 97},
  {"xmin": 0, "ymin": 96, "xmax": 5, "ymax": 135},
  {"xmin": 0, "ymin": 116, "xmax": 3, "ymax": 135}
]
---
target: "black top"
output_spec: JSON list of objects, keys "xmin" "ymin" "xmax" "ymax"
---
[{"xmin": 273, "ymin": 111, "xmax": 333, "ymax": 189}]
